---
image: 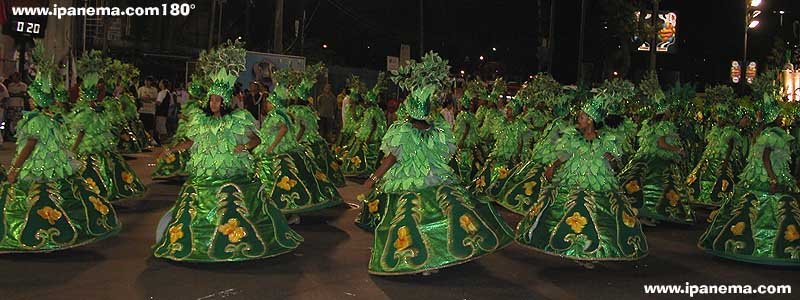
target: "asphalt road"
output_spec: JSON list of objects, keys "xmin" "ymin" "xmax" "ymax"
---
[{"xmin": 0, "ymin": 146, "xmax": 797, "ymax": 300}]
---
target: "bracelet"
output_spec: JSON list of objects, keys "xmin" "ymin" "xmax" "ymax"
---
[{"xmin": 368, "ymin": 173, "xmax": 379, "ymax": 183}]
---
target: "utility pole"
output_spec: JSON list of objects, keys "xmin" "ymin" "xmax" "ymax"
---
[
  {"xmin": 274, "ymin": 0, "xmax": 285, "ymax": 54},
  {"xmin": 301, "ymin": 10, "xmax": 306, "ymax": 55},
  {"xmin": 217, "ymin": 1, "xmax": 224, "ymax": 45},
  {"xmin": 577, "ymin": 0, "xmax": 588, "ymax": 86},
  {"xmin": 208, "ymin": 0, "xmax": 217, "ymax": 48},
  {"xmin": 420, "ymin": 0, "xmax": 424, "ymax": 56},
  {"xmin": 650, "ymin": 0, "xmax": 659, "ymax": 72},
  {"xmin": 548, "ymin": 0, "xmax": 556, "ymax": 74}
]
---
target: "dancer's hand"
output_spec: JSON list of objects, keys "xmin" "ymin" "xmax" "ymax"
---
[
  {"xmin": 234, "ymin": 144, "xmax": 246, "ymax": 153},
  {"xmin": 544, "ymin": 166, "xmax": 555, "ymax": 181},
  {"xmin": 363, "ymin": 178, "xmax": 374, "ymax": 190},
  {"xmin": 770, "ymin": 182, "xmax": 778, "ymax": 194},
  {"xmin": 7, "ymin": 168, "xmax": 17, "ymax": 185}
]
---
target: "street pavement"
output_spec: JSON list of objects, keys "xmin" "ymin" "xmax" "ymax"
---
[{"xmin": 0, "ymin": 144, "xmax": 797, "ymax": 300}]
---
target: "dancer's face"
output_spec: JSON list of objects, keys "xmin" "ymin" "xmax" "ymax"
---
[
  {"xmin": 209, "ymin": 95, "xmax": 222, "ymax": 114},
  {"xmin": 577, "ymin": 111, "xmax": 592, "ymax": 130}
]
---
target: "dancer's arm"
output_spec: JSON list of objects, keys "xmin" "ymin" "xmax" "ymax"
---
[
  {"xmin": 71, "ymin": 130, "xmax": 85, "ymax": 153},
  {"xmin": 658, "ymin": 136, "xmax": 685, "ymax": 156},
  {"xmin": 457, "ymin": 123, "xmax": 470, "ymax": 149},
  {"xmin": 367, "ymin": 119, "xmax": 377, "ymax": 143},
  {"xmin": 364, "ymin": 153, "xmax": 397, "ymax": 190},
  {"xmin": 763, "ymin": 147, "xmax": 777, "ymax": 194},
  {"xmin": 544, "ymin": 158, "xmax": 564, "ymax": 181},
  {"xmin": 7, "ymin": 139, "xmax": 37, "ymax": 184},
  {"xmin": 296, "ymin": 123, "xmax": 306, "ymax": 142},
  {"xmin": 236, "ymin": 134, "xmax": 261, "ymax": 153},
  {"xmin": 266, "ymin": 124, "xmax": 288, "ymax": 155}
]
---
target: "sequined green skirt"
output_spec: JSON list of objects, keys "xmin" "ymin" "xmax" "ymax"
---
[
  {"xmin": 152, "ymin": 149, "xmax": 189, "ymax": 180},
  {"xmin": 449, "ymin": 146, "xmax": 482, "ymax": 184},
  {"xmin": 515, "ymin": 185, "xmax": 649, "ymax": 261},
  {"xmin": 78, "ymin": 151, "xmax": 147, "ymax": 202},
  {"xmin": 619, "ymin": 155, "xmax": 695, "ymax": 225},
  {"xmin": 698, "ymin": 187, "xmax": 800, "ymax": 266},
  {"xmin": 470, "ymin": 156, "xmax": 517, "ymax": 197},
  {"xmin": 687, "ymin": 157, "xmax": 738, "ymax": 207},
  {"xmin": 153, "ymin": 176, "xmax": 303, "ymax": 262},
  {"xmin": 490, "ymin": 160, "xmax": 547, "ymax": 215},
  {"xmin": 257, "ymin": 151, "xmax": 343, "ymax": 214},
  {"xmin": 340, "ymin": 140, "xmax": 382, "ymax": 178},
  {"xmin": 0, "ymin": 177, "xmax": 121, "ymax": 253},
  {"xmin": 117, "ymin": 122, "xmax": 143, "ymax": 153},
  {"xmin": 368, "ymin": 185, "xmax": 513, "ymax": 275},
  {"xmin": 308, "ymin": 139, "xmax": 346, "ymax": 187}
]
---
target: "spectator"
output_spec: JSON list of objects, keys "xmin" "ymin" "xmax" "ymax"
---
[
  {"xmin": 69, "ymin": 77, "xmax": 82, "ymax": 104},
  {"xmin": 155, "ymin": 79, "xmax": 173, "ymax": 144},
  {"xmin": 0, "ymin": 77, "xmax": 8, "ymax": 145},
  {"xmin": 244, "ymin": 81, "xmax": 263, "ymax": 123},
  {"xmin": 137, "ymin": 76, "xmax": 159, "ymax": 145},
  {"xmin": 6, "ymin": 72, "xmax": 28, "ymax": 139},
  {"xmin": 317, "ymin": 83, "xmax": 337, "ymax": 141}
]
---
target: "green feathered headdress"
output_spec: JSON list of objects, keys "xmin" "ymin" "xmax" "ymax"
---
[
  {"xmin": 391, "ymin": 51, "xmax": 450, "ymax": 120},
  {"xmin": 192, "ymin": 39, "xmax": 246, "ymax": 106},
  {"xmin": 506, "ymin": 96, "xmax": 523, "ymax": 115},
  {"xmin": 514, "ymin": 81, "xmax": 534, "ymax": 109},
  {"xmin": 530, "ymin": 73, "xmax": 561, "ymax": 107},
  {"xmin": 76, "ymin": 50, "xmax": 109, "ymax": 103},
  {"xmin": 295, "ymin": 63, "xmax": 326, "ymax": 101},
  {"xmin": 30, "ymin": 40, "xmax": 56, "ymax": 107},
  {"xmin": 778, "ymin": 100, "xmax": 800, "ymax": 126},
  {"xmin": 365, "ymin": 72, "xmax": 387, "ymax": 104},
  {"xmin": 582, "ymin": 93, "xmax": 608, "ymax": 123},
  {"xmin": 600, "ymin": 78, "xmax": 636, "ymax": 116},
  {"xmin": 639, "ymin": 71, "xmax": 667, "ymax": 115},
  {"xmin": 269, "ymin": 68, "xmax": 298, "ymax": 108},
  {"xmin": 734, "ymin": 96, "xmax": 755, "ymax": 120},
  {"xmin": 665, "ymin": 82, "xmax": 696, "ymax": 118},
  {"xmin": 488, "ymin": 77, "xmax": 507, "ymax": 104},
  {"xmin": 704, "ymin": 85, "xmax": 735, "ymax": 107},
  {"xmin": 751, "ymin": 70, "xmax": 782, "ymax": 123},
  {"xmin": 346, "ymin": 75, "xmax": 366, "ymax": 100},
  {"xmin": 105, "ymin": 60, "xmax": 140, "ymax": 88},
  {"xmin": 460, "ymin": 79, "xmax": 485, "ymax": 109},
  {"xmin": 207, "ymin": 68, "xmax": 238, "ymax": 101}
]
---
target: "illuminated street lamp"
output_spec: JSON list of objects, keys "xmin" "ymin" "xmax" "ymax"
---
[
  {"xmin": 479, "ymin": 55, "xmax": 485, "ymax": 61},
  {"xmin": 742, "ymin": 0, "xmax": 762, "ymax": 73}
]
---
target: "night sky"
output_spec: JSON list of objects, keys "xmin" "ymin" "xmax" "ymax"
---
[{"xmin": 237, "ymin": 0, "xmax": 800, "ymax": 86}]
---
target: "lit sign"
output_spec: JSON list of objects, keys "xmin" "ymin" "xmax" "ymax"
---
[
  {"xmin": 731, "ymin": 61, "xmax": 741, "ymax": 84},
  {"xmin": 745, "ymin": 62, "xmax": 757, "ymax": 84},
  {"xmin": 634, "ymin": 11, "xmax": 678, "ymax": 53}
]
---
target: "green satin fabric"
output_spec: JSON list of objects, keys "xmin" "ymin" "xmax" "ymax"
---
[
  {"xmin": 698, "ymin": 190, "xmax": 800, "ymax": 266},
  {"xmin": 257, "ymin": 150, "xmax": 342, "ymax": 214},
  {"xmin": 449, "ymin": 146, "xmax": 481, "ymax": 184},
  {"xmin": 620, "ymin": 155, "xmax": 695, "ymax": 224},
  {"xmin": 0, "ymin": 177, "xmax": 121, "ymax": 253},
  {"xmin": 308, "ymin": 140, "xmax": 345, "ymax": 188},
  {"xmin": 152, "ymin": 176, "xmax": 303, "ymax": 262},
  {"xmin": 515, "ymin": 185, "xmax": 649, "ymax": 261},
  {"xmin": 117, "ymin": 121, "xmax": 146, "ymax": 154},
  {"xmin": 686, "ymin": 126, "xmax": 746, "ymax": 207},
  {"xmin": 490, "ymin": 160, "xmax": 547, "ymax": 215},
  {"xmin": 78, "ymin": 151, "xmax": 147, "ymax": 202},
  {"xmin": 152, "ymin": 149, "xmax": 190, "ymax": 179},
  {"xmin": 366, "ymin": 185, "xmax": 513, "ymax": 275},
  {"xmin": 471, "ymin": 157, "xmax": 517, "ymax": 198},
  {"xmin": 340, "ymin": 141, "xmax": 382, "ymax": 177}
]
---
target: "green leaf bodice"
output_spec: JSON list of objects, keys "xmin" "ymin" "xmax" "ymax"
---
[
  {"xmin": 739, "ymin": 127, "xmax": 796, "ymax": 190},
  {"xmin": 342, "ymin": 104, "xmax": 364, "ymax": 133},
  {"xmin": 523, "ymin": 109, "xmax": 551, "ymax": 129},
  {"xmin": 355, "ymin": 106, "xmax": 387, "ymax": 142},
  {"xmin": 490, "ymin": 118, "xmax": 531, "ymax": 160},
  {"xmin": 478, "ymin": 109, "xmax": 503, "ymax": 139},
  {"xmin": 475, "ymin": 106, "xmax": 490, "ymax": 125},
  {"xmin": 454, "ymin": 111, "xmax": 479, "ymax": 147},
  {"xmin": 102, "ymin": 97, "xmax": 125, "ymax": 126},
  {"xmin": 255, "ymin": 108, "xmax": 303, "ymax": 155},
  {"xmin": 605, "ymin": 117, "xmax": 638, "ymax": 155},
  {"xmin": 530, "ymin": 118, "xmax": 569, "ymax": 164},
  {"xmin": 68, "ymin": 105, "xmax": 116, "ymax": 155},
  {"xmin": 15, "ymin": 111, "xmax": 79, "ymax": 182},
  {"xmin": 379, "ymin": 120, "xmax": 456, "ymax": 192},
  {"xmin": 635, "ymin": 120, "xmax": 680, "ymax": 160},
  {"xmin": 288, "ymin": 105, "xmax": 323, "ymax": 143},
  {"xmin": 120, "ymin": 93, "xmax": 139, "ymax": 119},
  {"xmin": 554, "ymin": 127, "xmax": 621, "ymax": 192},
  {"xmin": 701, "ymin": 125, "xmax": 745, "ymax": 162},
  {"xmin": 185, "ymin": 110, "xmax": 258, "ymax": 179}
]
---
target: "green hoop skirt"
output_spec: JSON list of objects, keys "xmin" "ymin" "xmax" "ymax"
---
[
  {"xmin": 489, "ymin": 160, "xmax": 548, "ymax": 215},
  {"xmin": 619, "ymin": 155, "xmax": 696, "ymax": 224},
  {"xmin": 340, "ymin": 141, "xmax": 382, "ymax": 178},
  {"xmin": 515, "ymin": 185, "xmax": 649, "ymax": 261},
  {"xmin": 153, "ymin": 176, "xmax": 303, "ymax": 262},
  {"xmin": 257, "ymin": 151, "xmax": 343, "ymax": 214},
  {"xmin": 78, "ymin": 151, "xmax": 147, "ymax": 202},
  {"xmin": 0, "ymin": 178, "xmax": 121, "ymax": 253},
  {"xmin": 698, "ymin": 188, "xmax": 800, "ymax": 266},
  {"xmin": 152, "ymin": 149, "xmax": 190, "ymax": 180},
  {"xmin": 308, "ymin": 140, "xmax": 346, "ymax": 187},
  {"xmin": 368, "ymin": 185, "xmax": 513, "ymax": 275}
]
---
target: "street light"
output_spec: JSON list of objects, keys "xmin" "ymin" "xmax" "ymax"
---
[
  {"xmin": 742, "ymin": 0, "xmax": 763, "ymax": 81},
  {"xmin": 479, "ymin": 55, "xmax": 485, "ymax": 61},
  {"xmin": 492, "ymin": 47, "xmax": 497, "ymax": 52}
]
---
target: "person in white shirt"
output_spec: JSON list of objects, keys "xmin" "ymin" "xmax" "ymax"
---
[
  {"xmin": 137, "ymin": 76, "xmax": 159, "ymax": 145},
  {"xmin": 155, "ymin": 79, "xmax": 173, "ymax": 144}
]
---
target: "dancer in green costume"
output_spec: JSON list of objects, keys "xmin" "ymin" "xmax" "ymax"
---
[
  {"xmin": 340, "ymin": 73, "xmax": 387, "ymax": 177},
  {"xmin": 334, "ymin": 76, "xmax": 366, "ymax": 156},
  {"xmin": 153, "ymin": 41, "xmax": 302, "ymax": 262},
  {"xmin": 0, "ymin": 42, "xmax": 120, "ymax": 253},
  {"xmin": 254, "ymin": 68, "xmax": 342, "ymax": 219},
  {"xmin": 619, "ymin": 74, "xmax": 695, "ymax": 225},
  {"xmin": 515, "ymin": 94, "xmax": 648, "ymax": 265},
  {"xmin": 151, "ymin": 100, "xmax": 201, "ymax": 180},
  {"xmin": 68, "ymin": 51, "xmax": 146, "ymax": 202},
  {"xmin": 686, "ymin": 85, "xmax": 747, "ymax": 207},
  {"xmin": 699, "ymin": 80, "xmax": 800, "ymax": 266},
  {"xmin": 359, "ymin": 52, "xmax": 512, "ymax": 276},
  {"xmin": 287, "ymin": 64, "xmax": 346, "ymax": 187},
  {"xmin": 449, "ymin": 79, "xmax": 485, "ymax": 182},
  {"xmin": 492, "ymin": 86, "xmax": 572, "ymax": 215},
  {"xmin": 107, "ymin": 61, "xmax": 148, "ymax": 153}
]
